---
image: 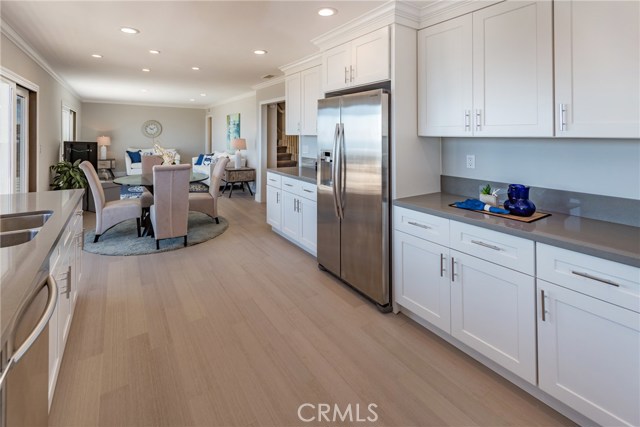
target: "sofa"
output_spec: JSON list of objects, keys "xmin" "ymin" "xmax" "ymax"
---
[
  {"xmin": 125, "ymin": 147, "xmax": 181, "ymax": 175},
  {"xmin": 191, "ymin": 152, "xmax": 246, "ymax": 186}
]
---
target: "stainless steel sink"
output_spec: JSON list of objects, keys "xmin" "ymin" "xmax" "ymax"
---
[
  {"xmin": 0, "ymin": 211, "xmax": 52, "ymax": 233},
  {"xmin": 0, "ymin": 229, "xmax": 40, "ymax": 248}
]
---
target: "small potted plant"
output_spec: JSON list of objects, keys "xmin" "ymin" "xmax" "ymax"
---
[
  {"xmin": 50, "ymin": 159, "xmax": 89, "ymax": 209},
  {"xmin": 479, "ymin": 184, "xmax": 499, "ymax": 206}
]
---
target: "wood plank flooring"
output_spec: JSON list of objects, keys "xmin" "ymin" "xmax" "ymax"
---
[{"xmin": 49, "ymin": 194, "xmax": 574, "ymax": 427}]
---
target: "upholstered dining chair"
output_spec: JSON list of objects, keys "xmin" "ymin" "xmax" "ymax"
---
[
  {"xmin": 79, "ymin": 161, "xmax": 141, "ymax": 242},
  {"xmin": 140, "ymin": 155, "xmax": 163, "ymax": 213},
  {"xmin": 188, "ymin": 157, "xmax": 229, "ymax": 224},
  {"xmin": 150, "ymin": 164, "xmax": 191, "ymax": 250}
]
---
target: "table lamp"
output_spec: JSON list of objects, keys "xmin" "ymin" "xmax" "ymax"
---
[
  {"xmin": 231, "ymin": 138, "xmax": 247, "ymax": 169},
  {"xmin": 97, "ymin": 136, "xmax": 111, "ymax": 160}
]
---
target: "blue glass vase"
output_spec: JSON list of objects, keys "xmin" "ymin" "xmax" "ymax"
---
[{"xmin": 503, "ymin": 184, "xmax": 536, "ymax": 217}]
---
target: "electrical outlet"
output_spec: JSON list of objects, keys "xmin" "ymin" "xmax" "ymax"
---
[{"xmin": 466, "ymin": 155, "xmax": 475, "ymax": 169}]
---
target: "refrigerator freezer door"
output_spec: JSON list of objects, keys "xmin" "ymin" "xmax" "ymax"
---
[
  {"xmin": 339, "ymin": 90, "xmax": 390, "ymax": 305},
  {"xmin": 317, "ymin": 97, "xmax": 341, "ymax": 275}
]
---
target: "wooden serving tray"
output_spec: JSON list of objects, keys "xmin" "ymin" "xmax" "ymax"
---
[{"xmin": 449, "ymin": 204, "xmax": 551, "ymax": 223}]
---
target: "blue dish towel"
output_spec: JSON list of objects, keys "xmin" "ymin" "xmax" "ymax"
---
[{"xmin": 454, "ymin": 198, "xmax": 510, "ymax": 214}]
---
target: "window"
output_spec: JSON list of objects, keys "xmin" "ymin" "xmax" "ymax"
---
[
  {"xmin": 0, "ymin": 78, "xmax": 29, "ymax": 194},
  {"xmin": 62, "ymin": 105, "xmax": 76, "ymax": 142}
]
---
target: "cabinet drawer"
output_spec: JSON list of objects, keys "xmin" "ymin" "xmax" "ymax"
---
[
  {"xmin": 281, "ymin": 176, "xmax": 301, "ymax": 193},
  {"xmin": 393, "ymin": 206, "xmax": 450, "ymax": 246},
  {"xmin": 300, "ymin": 181, "xmax": 317, "ymax": 202},
  {"xmin": 450, "ymin": 221, "xmax": 534, "ymax": 275},
  {"xmin": 537, "ymin": 243, "xmax": 640, "ymax": 313},
  {"xmin": 266, "ymin": 172, "xmax": 282, "ymax": 189}
]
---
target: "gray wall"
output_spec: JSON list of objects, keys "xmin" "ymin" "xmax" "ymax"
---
[
  {"xmin": 442, "ymin": 138, "xmax": 640, "ymax": 200},
  {"xmin": 81, "ymin": 102, "xmax": 205, "ymax": 174},
  {"xmin": 1, "ymin": 34, "xmax": 82, "ymax": 192},
  {"xmin": 207, "ymin": 94, "xmax": 257, "ymax": 167}
]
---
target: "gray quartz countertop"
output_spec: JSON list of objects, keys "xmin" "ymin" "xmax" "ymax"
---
[
  {"xmin": 267, "ymin": 167, "xmax": 316, "ymax": 184},
  {"xmin": 394, "ymin": 193, "xmax": 640, "ymax": 268},
  {"xmin": 1, "ymin": 189, "xmax": 84, "ymax": 348}
]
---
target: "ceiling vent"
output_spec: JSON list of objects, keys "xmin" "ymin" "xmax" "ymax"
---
[{"xmin": 262, "ymin": 74, "xmax": 275, "ymax": 79}]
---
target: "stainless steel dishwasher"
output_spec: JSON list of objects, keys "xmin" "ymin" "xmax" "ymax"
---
[{"xmin": 0, "ymin": 269, "xmax": 58, "ymax": 427}]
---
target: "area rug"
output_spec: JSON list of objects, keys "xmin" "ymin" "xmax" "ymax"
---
[{"xmin": 83, "ymin": 212, "xmax": 228, "ymax": 256}]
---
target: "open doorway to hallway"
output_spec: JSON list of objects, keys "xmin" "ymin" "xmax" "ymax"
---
[{"xmin": 266, "ymin": 102, "xmax": 297, "ymax": 169}]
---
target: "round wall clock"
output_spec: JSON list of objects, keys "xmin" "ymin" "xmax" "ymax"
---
[{"xmin": 141, "ymin": 120, "xmax": 162, "ymax": 138}]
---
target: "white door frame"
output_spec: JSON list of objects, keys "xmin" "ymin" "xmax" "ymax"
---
[{"xmin": 256, "ymin": 96, "xmax": 285, "ymax": 203}]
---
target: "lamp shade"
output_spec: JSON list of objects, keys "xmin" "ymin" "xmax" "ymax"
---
[
  {"xmin": 231, "ymin": 138, "xmax": 246, "ymax": 150},
  {"xmin": 97, "ymin": 136, "xmax": 111, "ymax": 146}
]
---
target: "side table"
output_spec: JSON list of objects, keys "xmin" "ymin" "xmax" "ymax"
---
[
  {"xmin": 97, "ymin": 158, "xmax": 116, "ymax": 180},
  {"xmin": 222, "ymin": 167, "xmax": 256, "ymax": 198}
]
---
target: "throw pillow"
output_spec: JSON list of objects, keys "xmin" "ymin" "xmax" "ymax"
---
[
  {"xmin": 195, "ymin": 154, "xmax": 205, "ymax": 166},
  {"xmin": 202, "ymin": 154, "xmax": 215, "ymax": 166},
  {"xmin": 126, "ymin": 150, "xmax": 142, "ymax": 163}
]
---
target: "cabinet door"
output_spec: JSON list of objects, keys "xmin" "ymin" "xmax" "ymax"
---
[
  {"xmin": 285, "ymin": 73, "xmax": 301, "ymax": 135},
  {"xmin": 472, "ymin": 1, "xmax": 553, "ymax": 137},
  {"xmin": 281, "ymin": 191, "xmax": 299, "ymax": 240},
  {"xmin": 300, "ymin": 66, "xmax": 322, "ymax": 136},
  {"xmin": 418, "ymin": 15, "xmax": 473, "ymax": 137},
  {"xmin": 298, "ymin": 197, "xmax": 317, "ymax": 256},
  {"xmin": 266, "ymin": 185, "xmax": 282, "ymax": 230},
  {"xmin": 394, "ymin": 231, "xmax": 451, "ymax": 333},
  {"xmin": 555, "ymin": 1, "xmax": 639, "ymax": 138},
  {"xmin": 322, "ymin": 42, "xmax": 351, "ymax": 92},
  {"xmin": 450, "ymin": 250, "xmax": 536, "ymax": 384},
  {"xmin": 351, "ymin": 26, "xmax": 390, "ymax": 87},
  {"xmin": 538, "ymin": 280, "xmax": 640, "ymax": 426}
]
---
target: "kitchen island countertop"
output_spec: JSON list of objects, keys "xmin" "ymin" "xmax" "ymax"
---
[
  {"xmin": 1, "ymin": 189, "xmax": 84, "ymax": 349},
  {"xmin": 267, "ymin": 167, "xmax": 316, "ymax": 184},
  {"xmin": 395, "ymin": 192, "xmax": 640, "ymax": 268}
]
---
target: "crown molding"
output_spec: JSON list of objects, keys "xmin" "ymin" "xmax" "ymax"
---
[
  {"xmin": 418, "ymin": 0, "xmax": 503, "ymax": 28},
  {"xmin": 82, "ymin": 99, "xmax": 208, "ymax": 110},
  {"xmin": 1, "ymin": 18, "xmax": 79, "ymax": 99},
  {"xmin": 251, "ymin": 75, "xmax": 286, "ymax": 91},
  {"xmin": 207, "ymin": 90, "xmax": 256, "ymax": 109},
  {"xmin": 0, "ymin": 66, "xmax": 39, "ymax": 91},
  {"xmin": 279, "ymin": 52, "xmax": 322, "ymax": 75}
]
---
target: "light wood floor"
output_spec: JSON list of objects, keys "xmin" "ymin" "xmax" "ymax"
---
[{"xmin": 49, "ymin": 194, "xmax": 574, "ymax": 427}]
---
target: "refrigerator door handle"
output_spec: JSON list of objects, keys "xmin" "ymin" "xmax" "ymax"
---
[
  {"xmin": 338, "ymin": 123, "xmax": 346, "ymax": 218},
  {"xmin": 332, "ymin": 123, "xmax": 341, "ymax": 219}
]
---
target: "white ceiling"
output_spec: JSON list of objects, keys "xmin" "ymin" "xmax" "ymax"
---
[{"xmin": 1, "ymin": 1, "xmax": 385, "ymax": 108}]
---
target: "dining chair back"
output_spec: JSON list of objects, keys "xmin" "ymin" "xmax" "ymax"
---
[
  {"xmin": 142, "ymin": 155, "xmax": 163, "ymax": 174},
  {"xmin": 150, "ymin": 164, "xmax": 191, "ymax": 249},
  {"xmin": 188, "ymin": 157, "xmax": 229, "ymax": 224}
]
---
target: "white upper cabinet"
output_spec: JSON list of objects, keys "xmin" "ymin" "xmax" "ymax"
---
[
  {"xmin": 554, "ymin": 0, "xmax": 640, "ymax": 138},
  {"xmin": 322, "ymin": 27, "xmax": 389, "ymax": 93},
  {"xmin": 418, "ymin": 1, "xmax": 553, "ymax": 137},
  {"xmin": 418, "ymin": 15, "xmax": 473, "ymax": 136},
  {"xmin": 285, "ymin": 66, "xmax": 322, "ymax": 136}
]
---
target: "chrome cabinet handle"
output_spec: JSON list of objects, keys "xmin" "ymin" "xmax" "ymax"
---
[
  {"xmin": 475, "ymin": 109, "xmax": 482, "ymax": 131},
  {"xmin": 344, "ymin": 67, "xmax": 348, "ymax": 84},
  {"xmin": 0, "ymin": 274, "xmax": 59, "ymax": 388},
  {"xmin": 464, "ymin": 110, "xmax": 471, "ymax": 132},
  {"xmin": 471, "ymin": 240, "xmax": 502, "ymax": 251},
  {"xmin": 350, "ymin": 65, "xmax": 354, "ymax": 82},
  {"xmin": 451, "ymin": 257, "xmax": 457, "ymax": 282},
  {"xmin": 276, "ymin": 192, "xmax": 279, "ymax": 203},
  {"xmin": 440, "ymin": 253, "xmax": 445, "ymax": 278},
  {"xmin": 66, "ymin": 265, "xmax": 72, "ymax": 299},
  {"xmin": 541, "ymin": 289, "xmax": 547, "ymax": 321},
  {"xmin": 284, "ymin": 183, "xmax": 293, "ymax": 187},
  {"xmin": 571, "ymin": 270, "xmax": 620, "ymax": 287},
  {"xmin": 408, "ymin": 221, "xmax": 431, "ymax": 230},
  {"xmin": 75, "ymin": 210, "xmax": 82, "ymax": 216},
  {"xmin": 559, "ymin": 104, "xmax": 568, "ymax": 131},
  {"xmin": 303, "ymin": 189, "xmax": 313, "ymax": 193}
]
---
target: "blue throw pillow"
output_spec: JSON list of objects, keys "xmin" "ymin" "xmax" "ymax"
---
[
  {"xmin": 202, "ymin": 154, "xmax": 215, "ymax": 166},
  {"xmin": 195, "ymin": 154, "xmax": 205, "ymax": 166},
  {"xmin": 126, "ymin": 150, "xmax": 142, "ymax": 163}
]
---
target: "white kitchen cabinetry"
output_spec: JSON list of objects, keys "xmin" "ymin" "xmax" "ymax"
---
[
  {"xmin": 285, "ymin": 66, "xmax": 322, "ymax": 136},
  {"xmin": 418, "ymin": 1, "xmax": 553, "ymax": 137},
  {"xmin": 322, "ymin": 27, "xmax": 389, "ymax": 93},
  {"xmin": 266, "ymin": 173, "xmax": 317, "ymax": 256},
  {"xmin": 48, "ymin": 199, "xmax": 83, "ymax": 409},
  {"xmin": 537, "ymin": 244, "xmax": 640, "ymax": 426},
  {"xmin": 554, "ymin": 0, "xmax": 639, "ymax": 138},
  {"xmin": 393, "ymin": 206, "xmax": 536, "ymax": 383}
]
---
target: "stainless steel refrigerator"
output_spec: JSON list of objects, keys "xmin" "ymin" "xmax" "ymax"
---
[{"xmin": 317, "ymin": 89, "xmax": 391, "ymax": 310}]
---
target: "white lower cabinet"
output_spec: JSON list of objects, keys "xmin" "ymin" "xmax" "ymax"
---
[
  {"xmin": 266, "ymin": 173, "xmax": 317, "ymax": 256},
  {"xmin": 450, "ymin": 250, "xmax": 536, "ymax": 384},
  {"xmin": 537, "ymin": 280, "xmax": 640, "ymax": 427},
  {"xmin": 48, "ymin": 200, "xmax": 83, "ymax": 409},
  {"xmin": 394, "ymin": 230, "xmax": 451, "ymax": 333}
]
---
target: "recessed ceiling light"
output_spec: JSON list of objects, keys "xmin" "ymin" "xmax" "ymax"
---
[
  {"xmin": 149, "ymin": 49, "xmax": 160, "ymax": 54},
  {"xmin": 189, "ymin": 99, "xmax": 195, "ymax": 102},
  {"xmin": 141, "ymin": 89, "xmax": 148, "ymax": 92},
  {"xmin": 318, "ymin": 7, "xmax": 337, "ymax": 17},
  {"xmin": 142, "ymin": 68, "xmax": 150, "ymax": 72},
  {"xmin": 91, "ymin": 54, "xmax": 103, "ymax": 58},
  {"xmin": 191, "ymin": 67, "xmax": 200, "ymax": 71},
  {"xmin": 254, "ymin": 50, "xmax": 267, "ymax": 55},
  {"xmin": 200, "ymin": 93, "xmax": 206, "ymax": 97},
  {"xmin": 120, "ymin": 27, "xmax": 140, "ymax": 34}
]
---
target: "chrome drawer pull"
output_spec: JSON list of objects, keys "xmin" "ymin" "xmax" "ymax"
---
[
  {"xmin": 303, "ymin": 189, "xmax": 313, "ymax": 193},
  {"xmin": 571, "ymin": 270, "xmax": 620, "ymax": 287},
  {"xmin": 541, "ymin": 290, "xmax": 547, "ymax": 321},
  {"xmin": 407, "ymin": 221, "xmax": 431, "ymax": 230},
  {"xmin": 285, "ymin": 183, "xmax": 293, "ymax": 187},
  {"xmin": 440, "ymin": 253, "xmax": 445, "ymax": 277},
  {"xmin": 471, "ymin": 240, "xmax": 502, "ymax": 251}
]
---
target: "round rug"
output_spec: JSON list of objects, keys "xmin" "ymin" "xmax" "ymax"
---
[{"xmin": 83, "ymin": 212, "xmax": 228, "ymax": 256}]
